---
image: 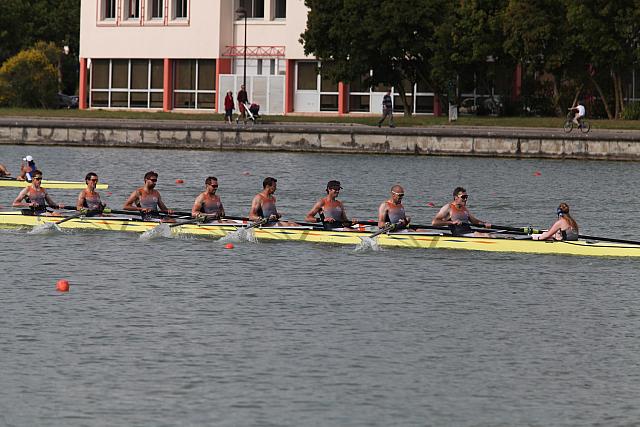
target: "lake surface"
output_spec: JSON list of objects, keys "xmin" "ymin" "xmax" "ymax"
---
[{"xmin": 1, "ymin": 145, "xmax": 639, "ymax": 426}]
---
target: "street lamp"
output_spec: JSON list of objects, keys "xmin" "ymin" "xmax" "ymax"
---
[{"xmin": 235, "ymin": 7, "xmax": 247, "ymax": 88}]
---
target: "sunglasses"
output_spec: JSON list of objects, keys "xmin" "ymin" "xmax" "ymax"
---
[
  {"xmin": 209, "ymin": 184, "xmax": 219, "ymax": 188},
  {"xmin": 33, "ymin": 176, "xmax": 43, "ymax": 180},
  {"xmin": 88, "ymin": 178, "xmax": 99, "ymax": 182},
  {"xmin": 392, "ymin": 191, "xmax": 405, "ymax": 197},
  {"xmin": 147, "ymin": 178, "xmax": 158, "ymax": 182},
  {"xmin": 458, "ymin": 194, "xmax": 469, "ymax": 200}
]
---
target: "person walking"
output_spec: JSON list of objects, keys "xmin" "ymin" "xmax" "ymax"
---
[
  {"xmin": 224, "ymin": 90, "xmax": 235, "ymax": 124},
  {"xmin": 237, "ymin": 85, "xmax": 248, "ymax": 124},
  {"xmin": 377, "ymin": 89, "xmax": 395, "ymax": 128}
]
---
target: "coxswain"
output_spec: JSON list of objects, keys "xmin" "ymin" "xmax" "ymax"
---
[
  {"xmin": 191, "ymin": 176, "xmax": 226, "ymax": 222},
  {"xmin": 305, "ymin": 180, "xmax": 354, "ymax": 229},
  {"xmin": 12, "ymin": 170, "xmax": 64, "ymax": 214},
  {"xmin": 249, "ymin": 177, "xmax": 297, "ymax": 226},
  {"xmin": 76, "ymin": 172, "xmax": 106, "ymax": 215},
  {"xmin": 123, "ymin": 171, "xmax": 174, "ymax": 221},
  {"xmin": 532, "ymin": 203, "xmax": 579, "ymax": 241},
  {"xmin": 378, "ymin": 185, "xmax": 411, "ymax": 230},
  {"xmin": 17, "ymin": 155, "xmax": 36, "ymax": 181},
  {"xmin": 432, "ymin": 187, "xmax": 491, "ymax": 237}
]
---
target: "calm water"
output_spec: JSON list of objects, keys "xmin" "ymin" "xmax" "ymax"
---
[{"xmin": 1, "ymin": 145, "xmax": 639, "ymax": 427}]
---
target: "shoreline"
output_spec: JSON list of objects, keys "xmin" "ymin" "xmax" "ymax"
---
[{"xmin": 2, "ymin": 116, "xmax": 640, "ymax": 161}]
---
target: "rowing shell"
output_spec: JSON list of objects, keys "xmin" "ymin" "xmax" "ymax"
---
[
  {"xmin": 0, "ymin": 177, "xmax": 108, "ymax": 190},
  {"xmin": 1, "ymin": 211, "xmax": 639, "ymax": 258}
]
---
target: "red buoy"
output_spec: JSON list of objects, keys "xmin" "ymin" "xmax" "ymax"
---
[
  {"xmin": 224, "ymin": 243, "xmax": 234, "ymax": 249},
  {"xmin": 56, "ymin": 279, "xmax": 70, "ymax": 292},
  {"xmin": 534, "ymin": 171, "xmax": 542, "ymax": 176},
  {"xmin": 426, "ymin": 202, "xmax": 435, "ymax": 207},
  {"xmin": 242, "ymin": 171, "xmax": 251, "ymax": 176},
  {"xmin": 175, "ymin": 179, "xmax": 184, "ymax": 184}
]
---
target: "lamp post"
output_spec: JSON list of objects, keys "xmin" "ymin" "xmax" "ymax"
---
[{"xmin": 235, "ymin": 7, "xmax": 247, "ymax": 88}]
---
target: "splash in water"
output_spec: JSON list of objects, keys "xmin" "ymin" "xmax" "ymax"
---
[
  {"xmin": 29, "ymin": 222, "xmax": 61, "ymax": 235},
  {"xmin": 219, "ymin": 226, "xmax": 258, "ymax": 243},
  {"xmin": 355, "ymin": 236, "xmax": 384, "ymax": 252},
  {"xmin": 139, "ymin": 223, "xmax": 173, "ymax": 241}
]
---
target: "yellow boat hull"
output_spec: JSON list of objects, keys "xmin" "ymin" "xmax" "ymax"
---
[
  {"xmin": 0, "ymin": 179, "xmax": 108, "ymax": 190},
  {"xmin": 1, "ymin": 211, "xmax": 639, "ymax": 258}
]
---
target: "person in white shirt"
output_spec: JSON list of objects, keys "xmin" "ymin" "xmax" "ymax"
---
[{"xmin": 569, "ymin": 101, "xmax": 586, "ymax": 126}]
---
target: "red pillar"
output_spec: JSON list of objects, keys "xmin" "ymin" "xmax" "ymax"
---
[
  {"xmin": 338, "ymin": 81, "xmax": 349, "ymax": 115},
  {"xmin": 163, "ymin": 58, "xmax": 173, "ymax": 112},
  {"xmin": 216, "ymin": 58, "xmax": 232, "ymax": 111},
  {"xmin": 433, "ymin": 94, "xmax": 441, "ymax": 116},
  {"xmin": 512, "ymin": 63, "xmax": 522, "ymax": 101},
  {"xmin": 79, "ymin": 58, "xmax": 88, "ymax": 110},
  {"xmin": 285, "ymin": 59, "xmax": 295, "ymax": 113}
]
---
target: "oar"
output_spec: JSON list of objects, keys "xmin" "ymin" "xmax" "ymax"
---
[
  {"xmin": 52, "ymin": 210, "xmax": 88, "ymax": 226},
  {"xmin": 576, "ymin": 234, "xmax": 640, "ymax": 245},
  {"xmin": 367, "ymin": 222, "xmax": 398, "ymax": 239},
  {"xmin": 478, "ymin": 223, "xmax": 543, "ymax": 235},
  {"xmin": 244, "ymin": 217, "xmax": 269, "ymax": 229}
]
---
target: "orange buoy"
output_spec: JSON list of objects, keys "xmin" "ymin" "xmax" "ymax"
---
[
  {"xmin": 56, "ymin": 279, "xmax": 70, "ymax": 292},
  {"xmin": 426, "ymin": 202, "xmax": 435, "ymax": 207},
  {"xmin": 224, "ymin": 243, "xmax": 234, "ymax": 249},
  {"xmin": 106, "ymin": 191, "xmax": 112, "ymax": 196},
  {"xmin": 175, "ymin": 179, "xmax": 184, "ymax": 184},
  {"xmin": 242, "ymin": 171, "xmax": 251, "ymax": 176},
  {"xmin": 534, "ymin": 171, "xmax": 542, "ymax": 176}
]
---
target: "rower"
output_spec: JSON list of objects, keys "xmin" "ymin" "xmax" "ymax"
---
[
  {"xmin": 378, "ymin": 185, "xmax": 411, "ymax": 230},
  {"xmin": 17, "ymin": 155, "xmax": 36, "ymax": 181},
  {"xmin": 123, "ymin": 171, "xmax": 174, "ymax": 221},
  {"xmin": 432, "ymin": 186, "xmax": 491, "ymax": 237},
  {"xmin": 532, "ymin": 203, "xmax": 579, "ymax": 241},
  {"xmin": 191, "ymin": 176, "xmax": 225, "ymax": 222},
  {"xmin": 0, "ymin": 163, "xmax": 10, "ymax": 177},
  {"xmin": 76, "ymin": 172, "xmax": 106, "ymax": 215},
  {"xmin": 12, "ymin": 170, "xmax": 64, "ymax": 214},
  {"xmin": 305, "ymin": 180, "xmax": 354, "ymax": 229},
  {"xmin": 249, "ymin": 177, "xmax": 297, "ymax": 226}
]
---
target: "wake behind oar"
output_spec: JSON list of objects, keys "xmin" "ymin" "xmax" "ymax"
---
[
  {"xmin": 139, "ymin": 222, "xmax": 173, "ymax": 240},
  {"xmin": 29, "ymin": 210, "xmax": 86, "ymax": 234},
  {"xmin": 220, "ymin": 217, "xmax": 267, "ymax": 243},
  {"xmin": 355, "ymin": 222, "xmax": 397, "ymax": 252}
]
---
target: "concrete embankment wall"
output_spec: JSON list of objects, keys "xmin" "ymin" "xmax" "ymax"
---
[{"xmin": 2, "ymin": 117, "xmax": 640, "ymax": 161}]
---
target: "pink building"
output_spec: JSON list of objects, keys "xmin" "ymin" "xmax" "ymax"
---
[{"xmin": 80, "ymin": 0, "xmax": 439, "ymax": 115}]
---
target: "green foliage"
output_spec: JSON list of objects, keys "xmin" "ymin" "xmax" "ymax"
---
[
  {"xmin": 621, "ymin": 102, "xmax": 640, "ymax": 120},
  {"xmin": 0, "ymin": 45, "xmax": 58, "ymax": 108}
]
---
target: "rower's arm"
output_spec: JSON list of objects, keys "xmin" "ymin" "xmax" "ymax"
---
[
  {"xmin": 534, "ymin": 220, "xmax": 561, "ymax": 241},
  {"xmin": 123, "ymin": 190, "xmax": 142, "ymax": 212},
  {"xmin": 248, "ymin": 195, "xmax": 262, "ymax": 221},
  {"xmin": 191, "ymin": 194, "xmax": 204, "ymax": 217},
  {"xmin": 12, "ymin": 188, "xmax": 29, "ymax": 207},
  {"xmin": 304, "ymin": 200, "xmax": 323, "ymax": 222},
  {"xmin": 76, "ymin": 190, "xmax": 86, "ymax": 211},
  {"xmin": 431, "ymin": 205, "xmax": 451, "ymax": 226},
  {"xmin": 469, "ymin": 213, "xmax": 490, "ymax": 228},
  {"xmin": 377, "ymin": 202, "xmax": 388, "ymax": 228},
  {"xmin": 44, "ymin": 192, "xmax": 62, "ymax": 209},
  {"xmin": 157, "ymin": 194, "xmax": 172, "ymax": 214}
]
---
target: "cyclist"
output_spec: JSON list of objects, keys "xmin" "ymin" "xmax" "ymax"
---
[{"xmin": 569, "ymin": 101, "xmax": 586, "ymax": 126}]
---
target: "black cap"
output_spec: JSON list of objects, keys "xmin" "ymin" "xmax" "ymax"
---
[{"xmin": 327, "ymin": 180, "xmax": 342, "ymax": 190}]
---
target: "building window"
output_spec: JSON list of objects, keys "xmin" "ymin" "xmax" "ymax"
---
[
  {"xmin": 104, "ymin": 0, "xmax": 116, "ymax": 19},
  {"xmin": 237, "ymin": 0, "xmax": 264, "ymax": 18},
  {"xmin": 297, "ymin": 62, "xmax": 318, "ymax": 91},
  {"xmin": 320, "ymin": 71, "xmax": 338, "ymax": 111},
  {"xmin": 90, "ymin": 59, "xmax": 164, "ymax": 109},
  {"xmin": 125, "ymin": 0, "xmax": 140, "ymax": 19},
  {"xmin": 274, "ymin": 0, "xmax": 286, "ymax": 19},
  {"xmin": 173, "ymin": 59, "xmax": 216, "ymax": 109},
  {"xmin": 175, "ymin": 0, "xmax": 188, "ymax": 18},
  {"xmin": 151, "ymin": 0, "xmax": 164, "ymax": 18}
]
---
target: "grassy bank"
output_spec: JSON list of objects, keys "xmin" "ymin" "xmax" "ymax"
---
[{"xmin": 2, "ymin": 107, "xmax": 640, "ymax": 130}]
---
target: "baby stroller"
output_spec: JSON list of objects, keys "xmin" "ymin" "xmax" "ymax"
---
[{"xmin": 237, "ymin": 101, "xmax": 261, "ymax": 124}]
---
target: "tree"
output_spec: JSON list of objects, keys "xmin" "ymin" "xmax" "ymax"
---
[
  {"xmin": 0, "ymin": 45, "xmax": 58, "ymax": 108},
  {"xmin": 301, "ymin": 0, "xmax": 451, "ymax": 115}
]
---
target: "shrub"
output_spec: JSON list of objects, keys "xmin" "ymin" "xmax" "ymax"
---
[
  {"xmin": 0, "ymin": 44, "xmax": 58, "ymax": 108},
  {"xmin": 622, "ymin": 102, "xmax": 640, "ymax": 120}
]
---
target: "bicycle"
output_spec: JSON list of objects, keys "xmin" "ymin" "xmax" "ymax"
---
[{"xmin": 563, "ymin": 110, "xmax": 591, "ymax": 134}]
